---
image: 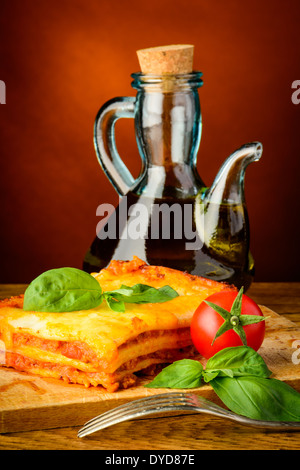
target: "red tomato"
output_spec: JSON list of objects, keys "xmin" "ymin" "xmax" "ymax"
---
[{"xmin": 190, "ymin": 290, "xmax": 265, "ymax": 359}]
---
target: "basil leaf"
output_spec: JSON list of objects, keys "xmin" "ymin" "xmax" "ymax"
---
[
  {"xmin": 201, "ymin": 370, "xmax": 220, "ymax": 382},
  {"xmin": 104, "ymin": 294, "xmax": 125, "ymax": 313},
  {"xmin": 145, "ymin": 359, "xmax": 203, "ymax": 389},
  {"xmin": 211, "ymin": 376, "xmax": 300, "ymax": 422},
  {"xmin": 23, "ymin": 267, "xmax": 179, "ymax": 313},
  {"xmin": 105, "ymin": 284, "xmax": 179, "ymax": 304},
  {"xmin": 23, "ymin": 267, "xmax": 103, "ymax": 312},
  {"xmin": 203, "ymin": 346, "xmax": 272, "ymax": 382}
]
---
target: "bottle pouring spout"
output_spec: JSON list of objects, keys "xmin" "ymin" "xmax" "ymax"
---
[
  {"xmin": 193, "ymin": 142, "xmax": 262, "ymax": 289},
  {"xmin": 204, "ymin": 142, "xmax": 263, "ymax": 205}
]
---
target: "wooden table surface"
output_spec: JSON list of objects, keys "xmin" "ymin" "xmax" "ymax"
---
[{"xmin": 0, "ymin": 282, "xmax": 300, "ymax": 451}]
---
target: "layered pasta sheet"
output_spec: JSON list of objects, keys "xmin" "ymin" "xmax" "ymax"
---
[{"xmin": 0, "ymin": 257, "xmax": 234, "ymax": 391}]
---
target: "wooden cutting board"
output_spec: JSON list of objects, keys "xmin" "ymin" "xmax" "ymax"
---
[{"xmin": 1, "ymin": 306, "xmax": 300, "ymax": 434}]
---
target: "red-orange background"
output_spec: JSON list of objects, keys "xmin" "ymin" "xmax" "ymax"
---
[{"xmin": 0, "ymin": 0, "xmax": 299, "ymax": 283}]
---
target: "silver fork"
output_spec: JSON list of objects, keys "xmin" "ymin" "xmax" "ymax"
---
[{"xmin": 77, "ymin": 392, "xmax": 300, "ymax": 437}]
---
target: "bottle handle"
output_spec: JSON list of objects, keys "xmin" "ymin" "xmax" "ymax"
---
[{"xmin": 94, "ymin": 96, "xmax": 138, "ymax": 196}]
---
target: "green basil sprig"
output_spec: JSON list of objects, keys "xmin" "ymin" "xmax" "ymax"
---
[
  {"xmin": 103, "ymin": 284, "xmax": 179, "ymax": 313},
  {"xmin": 146, "ymin": 346, "xmax": 270, "ymax": 389},
  {"xmin": 23, "ymin": 267, "xmax": 178, "ymax": 313},
  {"xmin": 202, "ymin": 345, "xmax": 272, "ymax": 382},
  {"xmin": 210, "ymin": 376, "xmax": 300, "ymax": 422},
  {"xmin": 145, "ymin": 359, "xmax": 204, "ymax": 389},
  {"xmin": 145, "ymin": 346, "xmax": 300, "ymax": 422}
]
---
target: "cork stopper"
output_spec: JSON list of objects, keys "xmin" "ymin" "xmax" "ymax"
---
[{"xmin": 136, "ymin": 44, "xmax": 194, "ymax": 74}]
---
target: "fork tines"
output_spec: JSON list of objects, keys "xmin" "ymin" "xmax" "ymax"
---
[{"xmin": 77, "ymin": 392, "xmax": 194, "ymax": 438}]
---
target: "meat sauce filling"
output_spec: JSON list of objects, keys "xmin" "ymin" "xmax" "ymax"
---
[
  {"xmin": 12, "ymin": 332, "xmax": 97, "ymax": 363},
  {"xmin": 3, "ymin": 345, "xmax": 196, "ymax": 391},
  {"xmin": 7, "ymin": 327, "xmax": 191, "ymax": 366}
]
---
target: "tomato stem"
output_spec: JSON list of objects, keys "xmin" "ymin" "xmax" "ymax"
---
[
  {"xmin": 205, "ymin": 287, "xmax": 266, "ymax": 346},
  {"xmin": 230, "ymin": 315, "xmax": 239, "ymax": 326}
]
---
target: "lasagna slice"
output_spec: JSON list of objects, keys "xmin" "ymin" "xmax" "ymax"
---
[{"xmin": 0, "ymin": 257, "xmax": 235, "ymax": 392}]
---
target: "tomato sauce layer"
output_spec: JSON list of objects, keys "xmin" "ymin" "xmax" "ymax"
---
[{"xmin": 12, "ymin": 333, "xmax": 98, "ymax": 364}]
